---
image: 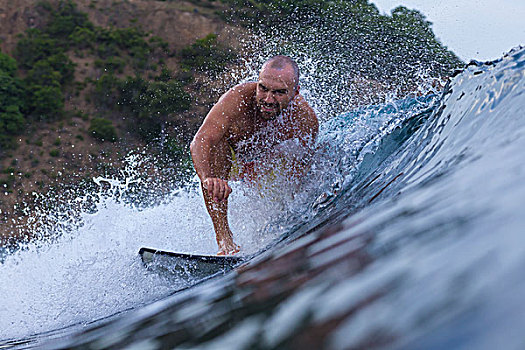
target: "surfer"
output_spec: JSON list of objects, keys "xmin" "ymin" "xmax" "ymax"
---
[{"xmin": 190, "ymin": 55, "xmax": 319, "ymax": 255}]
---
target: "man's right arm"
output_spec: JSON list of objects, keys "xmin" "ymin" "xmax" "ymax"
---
[{"xmin": 190, "ymin": 85, "xmax": 245, "ymax": 201}]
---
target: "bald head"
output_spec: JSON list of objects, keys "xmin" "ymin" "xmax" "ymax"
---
[{"xmin": 262, "ymin": 55, "xmax": 300, "ymax": 89}]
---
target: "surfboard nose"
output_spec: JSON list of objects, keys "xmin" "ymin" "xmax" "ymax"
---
[{"xmin": 139, "ymin": 247, "xmax": 245, "ymax": 287}]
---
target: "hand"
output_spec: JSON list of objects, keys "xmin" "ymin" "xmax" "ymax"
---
[{"xmin": 203, "ymin": 177, "xmax": 232, "ymax": 202}]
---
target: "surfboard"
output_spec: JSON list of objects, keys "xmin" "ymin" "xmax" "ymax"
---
[{"xmin": 138, "ymin": 247, "xmax": 244, "ymax": 283}]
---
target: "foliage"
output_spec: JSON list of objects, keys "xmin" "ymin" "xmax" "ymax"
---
[
  {"xmin": 180, "ymin": 34, "xmax": 237, "ymax": 73},
  {"xmin": 88, "ymin": 117, "xmax": 118, "ymax": 142},
  {"xmin": 45, "ymin": 53, "xmax": 76, "ymax": 84},
  {"xmin": 14, "ymin": 29, "xmax": 61, "ymax": 69},
  {"xmin": 94, "ymin": 56, "xmax": 126, "ymax": 74},
  {"xmin": 25, "ymin": 55, "xmax": 74, "ymax": 87},
  {"xmin": 92, "ymin": 69, "xmax": 191, "ymax": 140},
  {"xmin": 161, "ymin": 136, "xmax": 194, "ymax": 181},
  {"xmin": 4, "ymin": 0, "xmax": 242, "ymax": 152},
  {"xmin": 46, "ymin": 0, "xmax": 94, "ymax": 43},
  {"xmin": 118, "ymin": 76, "xmax": 192, "ymax": 140},
  {"xmin": 92, "ymin": 73, "xmax": 121, "ymax": 108},
  {"xmin": 25, "ymin": 85, "xmax": 64, "ymax": 121},
  {"xmin": 49, "ymin": 149, "xmax": 59, "ymax": 157},
  {"xmin": 14, "ymin": 1, "xmax": 91, "ymax": 65},
  {"xmin": 13, "ymin": 1, "xmax": 166, "ymax": 122},
  {"xmin": 0, "ymin": 53, "xmax": 18, "ymax": 75},
  {"xmin": 94, "ymin": 26, "xmax": 154, "ymax": 69},
  {"xmin": 0, "ymin": 103, "xmax": 25, "ymax": 149},
  {"xmin": 162, "ymin": 136, "xmax": 193, "ymax": 168},
  {"xmin": 3, "ymin": 0, "xmax": 462, "ymax": 152},
  {"xmin": 90, "ymin": 71, "xmax": 192, "ymax": 142},
  {"xmin": 13, "ymin": 1, "xmax": 85, "ymax": 120},
  {"xmin": 97, "ymin": 27, "xmax": 148, "ymax": 51},
  {"xmin": 119, "ymin": 76, "xmax": 191, "ymax": 115},
  {"xmin": 0, "ymin": 53, "xmax": 25, "ymax": 150},
  {"xmin": 155, "ymin": 67, "xmax": 173, "ymax": 82},
  {"xmin": 222, "ymin": 0, "xmax": 463, "ymax": 80},
  {"xmin": 69, "ymin": 27, "xmax": 96, "ymax": 49},
  {"xmin": 149, "ymin": 36, "xmax": 170, "ymax": 52}
]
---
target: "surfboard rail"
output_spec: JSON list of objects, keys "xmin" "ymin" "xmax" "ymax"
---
[
  {"xmin": 138, "ymin": 247, "xmax": 245, "ymax": 285},
  {"xmin": 139, "ymin": 247, "xmax": 244, "ymax": 265}
]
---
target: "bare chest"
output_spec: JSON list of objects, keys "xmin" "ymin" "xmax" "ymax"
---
[
  {"xmin": 227, "ymin": 113, "xmax": 256, "ymax": 148},
  {"xmin": 227, "ymin": 113, "xmax": 296, "ymax": 160}
]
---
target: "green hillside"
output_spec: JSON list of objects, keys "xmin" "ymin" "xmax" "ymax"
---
[{"xmin": 0, "ymin": 0, "xmax": 463, "ymax": 240}]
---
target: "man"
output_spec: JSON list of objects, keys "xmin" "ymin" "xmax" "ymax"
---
[{"xmin": 190, "ymin": 55, "xmax": 318, "ymax": 255}]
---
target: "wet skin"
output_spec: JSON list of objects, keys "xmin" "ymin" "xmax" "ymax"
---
[{"xmin": 190, "ymin": 64, "xmax": 318, "ymax": 255}]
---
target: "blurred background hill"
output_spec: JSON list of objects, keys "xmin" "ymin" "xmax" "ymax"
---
[{"xmin": 0, "ymin": 0, "xmax": 462, "ymax": 241}]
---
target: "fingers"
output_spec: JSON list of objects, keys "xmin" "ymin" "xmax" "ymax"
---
[
  {"xmin": 204, "ymin": 178, "xmax": 232, "ymax": 202},
  {"xmin": 225, "ymin": 183, "xmax": 232, "ymax": 199},
  {"xmin": 217, "ymin": 181, "xmax": 232, "ymax": 202},
  {"xmin": 218, "ymin": 180, "xmax": 225, "ymax": 200},
  {"xmin": 211, "ymin": 179, "xmax": 224, "ymax": 202}
]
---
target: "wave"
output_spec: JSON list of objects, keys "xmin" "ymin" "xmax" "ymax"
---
[{"xmin": 1, "ymin": 46, "xmax": 524, "ymax": 349}]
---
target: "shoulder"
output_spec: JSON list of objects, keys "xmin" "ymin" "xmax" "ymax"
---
[
  {"xmin": 210, "ymin": 82, "xmax": 253, "ymax": 114},
  {"xmin": 294, "ymin": 94, "xmax": 318, "ymax": 132},
  {"xmin": 221, "ymin": 82, "xmax": 256, "ymax": 101},
  {"xmin": 210, "ymin": 83, "xmax": 255, "ymax": 118}
]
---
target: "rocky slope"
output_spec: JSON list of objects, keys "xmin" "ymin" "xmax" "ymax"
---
[
  {"xmin": 0, "ymin": 0, "xmax": 245, "ymax": 241},
  {"xmin": 0, "ymin": 0, "xmax": 461, "ymax": 243}
]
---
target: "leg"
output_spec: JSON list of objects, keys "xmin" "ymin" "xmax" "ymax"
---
[{"xmin": 200, "ymin": 139, "xmax": 240, "ymax": 255}]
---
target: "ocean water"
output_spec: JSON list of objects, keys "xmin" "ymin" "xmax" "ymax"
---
[{"xmin": 0, "ymin": 46, "xmax": 524, "ymax": 349}]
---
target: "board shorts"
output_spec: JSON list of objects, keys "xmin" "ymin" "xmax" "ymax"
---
[
  {"xmin": 228, "ymin": 144, "xmax": 246, "ymax": 180},
  {"xmin": 228, "ymin": 145, "xmax": 278, "ymax": 187}
]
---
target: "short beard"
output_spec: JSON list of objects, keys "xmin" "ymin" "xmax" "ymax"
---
[{"xmin": 258, "ymin": 101, "xmax": 280, "ymax": 119}]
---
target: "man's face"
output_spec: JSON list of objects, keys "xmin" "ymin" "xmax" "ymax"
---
[{"xmin": 256, "ymin": 65, "xmax": 298, "ymax": 120}]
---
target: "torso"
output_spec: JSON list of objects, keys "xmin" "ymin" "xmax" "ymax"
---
[{"xmin": 225, "ymin": 84, "xmax": 258, "ymax": 151}]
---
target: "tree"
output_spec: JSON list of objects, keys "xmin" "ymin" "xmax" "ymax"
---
[
  {"xmin": 88, "ymin": 117, "xmax": 117, "ymax": 142},
  {"xmin": 0, "ymin": 55, "xmax": 25, "ymax": 149},
  {"xmin": 118, "ymin": 76, "xmax": 191, "ymax": 140},
  {"xmin": 26, "ymin": 85, "xmax": 64, "ymax": 121},
  {"xmin": 180, "ymin": 34, "xmax": 237, "ymax": 73},
  {"xmin": 0, "ymin": 52, "xmax": 18, "ymax": 76}
]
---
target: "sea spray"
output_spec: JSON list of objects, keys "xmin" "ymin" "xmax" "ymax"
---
[
  {"xmin": 0, "ymin": 2, "xmax": 458, "ymax": 343},
  {"xmin": 39, "ymin": 45, "xmax": 525, "ymax": 350},
  {"xmin": 0, "ymin": 147, "xmax": 288, "ymax": 340}
]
